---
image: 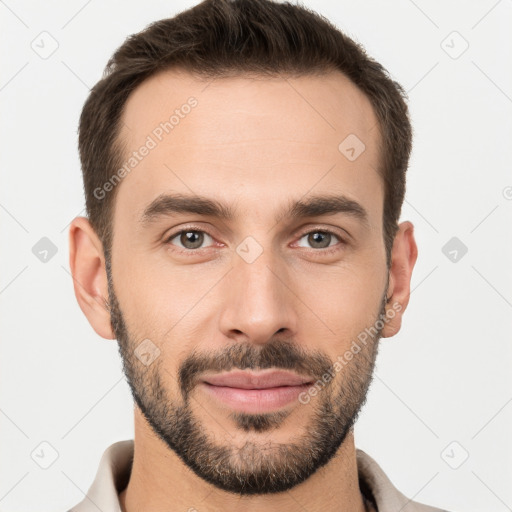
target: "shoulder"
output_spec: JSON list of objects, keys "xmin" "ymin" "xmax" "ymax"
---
[{"xmin": 356, "ymin": 449, "xmax": 452, "ymax": 512}]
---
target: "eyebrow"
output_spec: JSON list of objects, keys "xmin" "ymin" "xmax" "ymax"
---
[{"xmin": 140, "ymin": 192, "xmax": 370, "ymax": 228}]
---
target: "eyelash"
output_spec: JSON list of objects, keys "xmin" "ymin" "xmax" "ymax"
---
[{"xmin": 164, "ymin": 225, "xmax": 347, "ymax": 256}]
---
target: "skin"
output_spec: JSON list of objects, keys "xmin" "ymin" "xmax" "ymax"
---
[{"xmin": 69, "ymin": 69, "xmax": 418, "ymax": 512}]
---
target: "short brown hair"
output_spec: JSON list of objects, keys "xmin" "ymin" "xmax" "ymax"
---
[{"xmin": 78, "ymin": 0, "xmax": 412, "ymax": 267}]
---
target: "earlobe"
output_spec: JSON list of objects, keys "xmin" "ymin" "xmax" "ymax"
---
[
  {"xmin": 381, "ymin": 221, "xmax": 418, "ymax": 339},
  {"xmin": 68, "ymin": 217, "xmax": 115, "ymax": 340}
]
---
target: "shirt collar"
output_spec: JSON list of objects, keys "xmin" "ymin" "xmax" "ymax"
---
[{"xmin": 70, "ymin": 440, "xmax": 446, "ymax": 512}]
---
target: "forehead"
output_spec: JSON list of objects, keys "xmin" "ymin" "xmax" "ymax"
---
[{"xmin": 115, "ymin": 68, "xmax": 383, "ymax": 227}]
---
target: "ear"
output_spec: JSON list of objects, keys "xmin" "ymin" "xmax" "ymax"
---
[
  {"xmin": 381, "ymin": 221, "xmax": 418, "ymax": 338},
  {"xmin": 68, "ymin": 216, "xmax": 115, "ymax": 340}
]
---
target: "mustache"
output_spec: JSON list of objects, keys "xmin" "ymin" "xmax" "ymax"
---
[{"xmin": 178, "ymin": 339, "xmax": 333, "ymax": 400}]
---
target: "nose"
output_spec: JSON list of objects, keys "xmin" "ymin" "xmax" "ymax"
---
[{"xmin": 218, "ymin": 246, "xmax": 298, "ymax": 345}]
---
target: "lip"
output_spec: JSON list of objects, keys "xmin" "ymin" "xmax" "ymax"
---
[
  {"xmin": 200, "ymin": 370, "xmax": 314, "ymax": 414},
  {"xmin": 201, "ymin": 370, "xmax": 313, "ymax": 389}
]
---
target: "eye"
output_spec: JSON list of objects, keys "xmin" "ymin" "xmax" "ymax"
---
[
  {"xmin": 166, "ymin": 229, "xmax": 215, "ymax": 250},
  {"xmin": 296, "ymin": 230, "xmax": 344, "ymax": 250},
  {"xmin": 164, "ymin": 227, "xmax": 346, "ymax": 254}
]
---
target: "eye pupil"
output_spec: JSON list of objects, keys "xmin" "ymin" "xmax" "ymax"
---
[
  {"xmin": 308, "ymin": 232, "xmax": 331, "ymax": 248},
  {"xmin": 181, "ymin": 231, "xmax": 204, "ymax": 249}
]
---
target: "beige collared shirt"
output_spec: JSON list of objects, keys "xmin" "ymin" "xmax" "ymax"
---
[{"xmin": 68, "ymin": 440, "xmax": 449, "ymax": 512}]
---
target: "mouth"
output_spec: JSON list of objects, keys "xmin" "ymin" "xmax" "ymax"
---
[
  {"xmin": 200, "ymin": 370, "xmax": 314, "ymax": 413},
  {"xmin": 201, "ymin": 369, "xmax": 314, "ymax": 389}
]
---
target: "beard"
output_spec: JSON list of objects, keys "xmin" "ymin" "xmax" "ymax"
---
[{"xmin": 106, "ymin": 261, "xmax": 385, "ymax": 496}]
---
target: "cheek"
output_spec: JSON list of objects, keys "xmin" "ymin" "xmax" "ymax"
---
[
  {"xmin": 293, "ymin": 262, "xmax": 386, "ymax": 348},
  {"xmin": 112, "ymin": 250, "xmax": 222, "ymax": 341}
]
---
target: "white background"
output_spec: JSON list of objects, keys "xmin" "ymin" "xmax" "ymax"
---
[{"xmin": 1, "ymin": 1, "xmax": 511, "ymax": 511}]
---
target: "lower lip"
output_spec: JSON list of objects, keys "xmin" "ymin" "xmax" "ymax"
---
[{"xmin": 200, "ymin": 382, "xmax": 312, "ymax": 413}]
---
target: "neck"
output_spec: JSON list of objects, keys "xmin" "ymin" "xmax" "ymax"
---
[{"xmin": 120, "ymin": 407, "xmax": 367, "ymax": 512}]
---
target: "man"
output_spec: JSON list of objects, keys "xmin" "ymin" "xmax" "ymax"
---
[{"xmin": 68, "ymin": 0, "xmax": 449, "ymax": 510}]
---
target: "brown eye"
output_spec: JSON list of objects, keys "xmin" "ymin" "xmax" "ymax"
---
[
  {"xmin": 297, "ymin": 230, "xmax": 342, "ymax": 249},
  {"xmin": 309, "ymin": 232, "xmax": 331, "ymax": 248},
  {"xmin": 167, "ymin": 230, "xmax": 214, "ymax": 250}
]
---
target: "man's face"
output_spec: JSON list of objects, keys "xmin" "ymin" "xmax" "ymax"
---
[{"xmin": 108, "ymin": 69, "xmax": 389, "ymax": 494}]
